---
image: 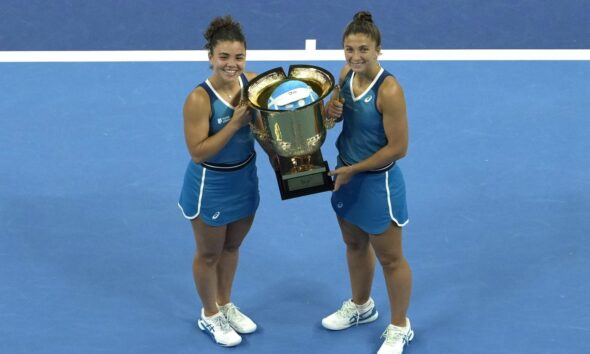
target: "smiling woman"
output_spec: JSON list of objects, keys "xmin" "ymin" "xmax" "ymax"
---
[
  {"xmin": 176, "ymin": 15, "xmax": 272, "ymax": 348},
  {"xmin": 207, "ymin": 40, "xmax": 246, "ymax": 101},
  {"xmin": 321, "ymin": 11, "xmax": 413, "ymax": 354}
]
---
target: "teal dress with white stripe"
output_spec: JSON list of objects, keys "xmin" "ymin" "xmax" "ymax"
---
[
  {"xmin": 178, "ymin": 74, "xmax": 260, "ymax": 226},
  {"xmin": 331, "ymin": 68, "xmax": 408, "ymax": 234}
]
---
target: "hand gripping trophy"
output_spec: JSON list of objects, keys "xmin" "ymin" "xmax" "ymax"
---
[{"xmin": 246, "ymin": 65, "xmax": 338, "ymax": 200}]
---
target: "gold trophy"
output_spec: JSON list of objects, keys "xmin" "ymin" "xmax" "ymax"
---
[{"xmin": 246, "ymin": 64, "xmax": 336, "ymax": 200}]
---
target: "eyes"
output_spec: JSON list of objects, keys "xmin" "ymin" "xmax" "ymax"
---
[
  {"xmin": 345, "ymin": 46, "xmax": 371, "ymax": 54},
  {"xmin": 217, "ymin": 54, "xmax": 245, "ymax": 61}
]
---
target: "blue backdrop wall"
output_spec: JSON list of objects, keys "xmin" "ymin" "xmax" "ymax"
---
[{"xmin": 1, "ymin": 0, "xmax": 589, "ymax": 50}]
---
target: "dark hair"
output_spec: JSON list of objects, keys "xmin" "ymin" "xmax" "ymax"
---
[
  {"xmin": 342, "ymin": 11, "xmax": 381, "ymax": 47},
  {"xmin": 203, "ymin": 16, "xmax": 247, "ymax": 53}
]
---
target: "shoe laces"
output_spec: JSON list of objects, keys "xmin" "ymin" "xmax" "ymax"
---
[
  {"xmin": 337, "ymin": 300, "xmax": 360, "ymax": 324},
  {"xmin": 209, "ymin": 313, "xmax": 232, "ymax": 333},
  {"xmin": 222, "ymin": 304, "xmax": 243, "ymax": 323},
  {"xmin": 381, "ymin": 325, "xmax": 409, "ymax": 345}
]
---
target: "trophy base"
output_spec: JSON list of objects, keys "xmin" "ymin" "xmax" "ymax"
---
[{"xmin": 274, "ymin": 161, "xmax": 334, "ymax": 200}]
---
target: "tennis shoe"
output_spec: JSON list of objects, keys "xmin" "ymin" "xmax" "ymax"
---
[
  {"xmin": 377, "ymin": 318, "xmax": 414, "ymax": 354},
  {"xmin": 321, "ymin": 298, "xmax": 378, "ymax": 330},
  {"xmin": 218, "ymin": 302, "xmax": 257, "ymax": 334},
  {"xmin": 197, "ymin": 309, "xmax": 242, "ymax": 347}
]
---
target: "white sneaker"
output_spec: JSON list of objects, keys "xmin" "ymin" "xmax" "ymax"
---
[
  {"xmin": 197, "ymin": 309, "xmax": 242, "ymax": 347},
  {"xmin": 219, "ymin": 303, "xmax": 257, "ymax": 334},
  {"xmin": 377, "ymin": 318, "xmax": 414, "ymax": 354},
  {"xmin": 321, "ymin": 298, "xmax": 379, "ymax": 330}
]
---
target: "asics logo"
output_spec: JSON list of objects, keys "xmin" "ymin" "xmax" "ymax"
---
[
  {"xmin": 402, "ymin": 331, "xmax": 414, "ymax": 345},
  {"xmin": 364, "ymin": 95, "xmax": 373, "ymax": 103},
  {"xmin": 348, "ymin": 308, "xmax": 374, "ymax": 324},
  {"xmin": 337, "ymin": 202, "xmax": 343, "ymax": 208},
  {"xmin": 212, "ymin": 211, "xmax": 221, "ymax": 220},
  {"xmin": 200, "ymin": 320, "xmax": 215, "ymax": 333}
]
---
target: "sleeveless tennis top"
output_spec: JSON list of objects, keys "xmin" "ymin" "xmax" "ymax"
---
[
  {"xmin": 336, "ymin": 67, "xmax": 392, "ymax": 164},
  {"xmin": 198, "ymin": 73, "xmax": 254, "ymax": 165}
]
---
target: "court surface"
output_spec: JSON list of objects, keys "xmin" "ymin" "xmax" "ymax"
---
[{"xmin": 1, "ymin": 60, "xmax": 589, "ymax": 354}]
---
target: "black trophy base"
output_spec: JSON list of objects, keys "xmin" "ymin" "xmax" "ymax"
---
[{"xmin": 274, "ymin": 161, "xmax": 334, "ymax": 200}]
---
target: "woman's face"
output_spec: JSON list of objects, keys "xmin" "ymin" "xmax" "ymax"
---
[
  {"xmin": 208, "ymin": 40, "xmax": 246, "ymax": 82},
  {"xmin": 343, "ymin": 33, "xmax": 380, "ymax": 73}
]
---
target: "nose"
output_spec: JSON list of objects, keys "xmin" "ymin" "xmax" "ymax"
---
[
  {"xmin": 349, "ymin": 50, "xmax": 361, "ymax": 61},
  {"xmin": 226, "ymin": 57, "xmax": 240, "ymax": 68}
]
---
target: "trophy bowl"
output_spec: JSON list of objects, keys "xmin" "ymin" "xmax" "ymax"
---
[{"xmin": 246, "ymin": 64, "xmax": 336, "ymax": 199}]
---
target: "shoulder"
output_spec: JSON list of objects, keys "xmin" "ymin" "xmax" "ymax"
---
[
  {"xmin": 185, "ymin": 86, "xmax": 209, "ymax": 106},
  {"xmin": 184, "ymin": 86, "xmax": 211, "ymax": 115},
  {"xmin": 338, "ymin": 65, "xmax": 352, "ymax": 85},
  {"xmin": 379, "ymin": 74, "xmax": 404, "ymax": 100},
  {"xmin": 377, "ymin": 73, "xmax": 406, "ymax": 115}
]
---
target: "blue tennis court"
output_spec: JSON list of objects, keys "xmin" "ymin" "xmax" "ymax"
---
[{"xmin": 1, "ymin": 2, "xmax": 589, "ymax": 354}]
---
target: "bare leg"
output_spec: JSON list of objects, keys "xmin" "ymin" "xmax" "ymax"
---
[
  {"xmin": 370, "ymin": 224, "xmax": 412, "ymax": 327},
  {"xmin": 337, "ymin": 216, "xmax": 375, "ymax": 305},
  {"xmin": 191, "ymin": 217, "xmax": 227, "ymax": 317},
  {"xmin": 216, "ymin": 214, "xmax": 255, "ymax": 306}
]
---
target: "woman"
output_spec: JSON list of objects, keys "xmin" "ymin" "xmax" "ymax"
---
[
  {"xmin": 321, "ymin": 11, "xmax": 414, "ymax": 354},
  {"xmin": 178, "ymin": 16, "xmax": 261, "ymax": 347}
]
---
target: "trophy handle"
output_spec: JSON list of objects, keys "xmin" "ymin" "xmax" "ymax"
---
[{"xmin": 323, "ymin": 84, "xmax": 341, "ymax": 129}]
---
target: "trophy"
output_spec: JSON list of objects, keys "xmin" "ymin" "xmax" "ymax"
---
[{"xmin": 246, "ymin": 64, "xmax": 336, "ymax": 200}]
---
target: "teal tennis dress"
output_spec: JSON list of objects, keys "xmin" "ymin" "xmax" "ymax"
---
[
  {"xmin": 178, "ymin": 74, "xmax": 259, "ymax": 226},
  {"xmin": 331, "ymin": 68, "xmax": 408, "ymax": 234}
]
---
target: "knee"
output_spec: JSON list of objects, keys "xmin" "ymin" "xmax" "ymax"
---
[
  {"xmin": 223, "ymin": 243, "xmax": 240, "ymax": 253},
  {"xmin": 377, "ymin": 253, "xmax": 404, "ymax": 270},
  {"xmin": 345, "ymin": 239, "xmax": 370, "ymax": 252},
  {"xmin": 195, "ymin": 251, "xmax": 220, "ymax": 267}
]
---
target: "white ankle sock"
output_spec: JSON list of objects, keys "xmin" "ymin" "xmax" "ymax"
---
[
  {"xmin": 203, "ymin": 310, "xmax": 222, "ymax": 320},
  {"xmin": 355, "ymin": 298, "xmax": 373, "ymax": 311}
]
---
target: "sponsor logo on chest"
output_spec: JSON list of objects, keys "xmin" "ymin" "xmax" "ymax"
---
[{"xmin": 217, "ymin": 116, "xmax": 231, "ymax": 125}]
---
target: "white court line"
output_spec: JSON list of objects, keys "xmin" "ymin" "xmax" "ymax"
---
[{"xmin": 1, "ymin": 40, "xmax": 589, "ymax": 62}]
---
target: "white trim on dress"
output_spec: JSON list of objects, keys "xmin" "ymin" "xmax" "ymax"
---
[
  {"xmin": 178, "ymin": 167, "xmax": 207, "ymax": 220},
  {"xmin": 350, "ymin": 67, "xmax": 384, "ymax": 102},
  {"xmin": 205, "ymin": 76, "xmax": 244, "ymax": 108}
]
